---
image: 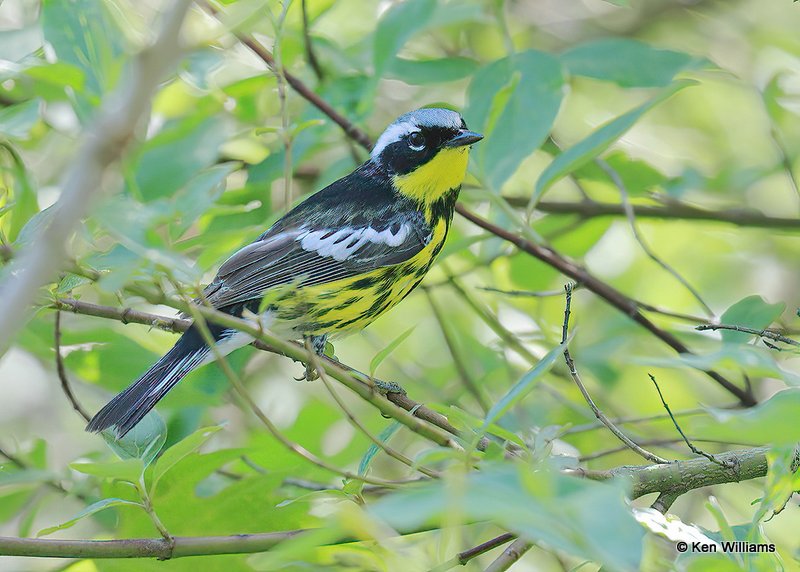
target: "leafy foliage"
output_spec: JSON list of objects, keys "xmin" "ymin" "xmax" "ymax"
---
[{"xmin": 1, "ymin": 0, "xmax": 799, "ymax": 571}]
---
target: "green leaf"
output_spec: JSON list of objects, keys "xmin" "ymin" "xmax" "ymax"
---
[
  {"xmin": 103, "ymin": 410, "xmax": 167, "ymax": 468},
  {"xmin": 37, "ymin": 498, "xmax": 142, "ymax": 537},
  {"xmin": 531, "ymin": 80, "xmax": 694, "ymax": 209},
  {"xmin": 0, "ymin": 142, "xmax": 38, "ymax": 242},
  {"xmin": 386, "ymin": 56, "xmax": 479, "ymax": 85},
  {"xmin": 0, "ymin": 100, "xmax": 41, "ymax": 139},
  {"xmin": 371, "ymin": 462, "xmax": 643, "ymax": 570},
  {"xmin": 151, "ymin": 425, "xmax": 223, "ymax": 493},
  {"xmin": 358, "ymin": 422, "xmax": 402, "ymax": 478},
  {"xmin": 642, "ymin": 346, "xmax": 800, "ymax": 385},
  {"xmin": 69, "ymin": 458, "xmax": 144, "ymax": 483},
  {"xmin": 131, "ymin": 114, "xmax": 230, "ymax": 202},
  {"xmin": 466, "ymin": 50, "xmax": 565, "ymax": 191},
  {"xmin": 56, "ymin": 273, "xmax": 93, "ymax": 294},
  {"xmin": 690, "ymin": 389, "xmax": 800, "ymax": 445},
  {"xmin": 369, "ymin": 326, "xmax": 415, "ymax": 378},
  {"xmin": 561, "ymin": 39, "xmax": 707, "ymax": 87},
  {"xmin": 483, "ymin": 340, "xmax": 567, "ymax": 427},
  {"xmin": 373, "ymin": 0, "xmax": 437, "ymax": 78},
  {"xmin": 719, "ymin": 295, "xmax": 785, "ymax": 344},
  {"xmin": 41, "ymin": 0, "xmax": 125, "ymax": 118}
]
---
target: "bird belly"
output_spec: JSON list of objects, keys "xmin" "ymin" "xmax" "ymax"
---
[{"xmin": 269, "ymin": 221, "xmax": 447, "ymax": 336}]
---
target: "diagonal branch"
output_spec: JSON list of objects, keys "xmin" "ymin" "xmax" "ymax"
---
[
  {"xmin": 455, "ymin": 205, "xmax": 755, "ymax": 406},
  {"xmin": 209, "ymin": 17, "xmax": 754, "ymax": 406},
  {"xmin": 52, "ymin": 297, "xmax": 479, "ymax": 450}
]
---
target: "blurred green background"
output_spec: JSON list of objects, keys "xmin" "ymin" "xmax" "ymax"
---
[{"xmin": 1, "ymin": 0, "xmax": 800, "ymax": 570}]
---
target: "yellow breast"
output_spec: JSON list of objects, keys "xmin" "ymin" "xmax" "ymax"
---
[
  {"xmin": 392, "ymin": 147, "xmax": 470, "ymax": 204},
  {"xmin": 272, "ymin": 218, "xmax": 450, "ymax": 335}
]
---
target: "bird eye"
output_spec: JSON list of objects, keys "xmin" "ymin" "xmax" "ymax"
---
[{"xmin": 407, "ymin": 132, "xmax": 426, "ymax": 151}]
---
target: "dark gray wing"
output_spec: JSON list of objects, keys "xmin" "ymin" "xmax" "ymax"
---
[{"xmin": 201, "ymin": 210, "xmax": 431, "ymax": 310}]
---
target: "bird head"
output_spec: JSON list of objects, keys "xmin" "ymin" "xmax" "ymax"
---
[{"xmin": 370, "ymin": 108, "xmax": 483, "ymax": 204}]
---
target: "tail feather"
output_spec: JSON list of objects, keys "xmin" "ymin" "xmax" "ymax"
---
[{"xmin": 86, "ymin": 337, "xmax": 210, "ymax": 437}]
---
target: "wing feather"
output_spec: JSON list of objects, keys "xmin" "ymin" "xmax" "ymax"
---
[{"xmin": 201, "ymin": 212, "xmax": 431, "ymax": 310}]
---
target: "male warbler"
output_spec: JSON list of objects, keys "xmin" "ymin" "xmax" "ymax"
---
[{"xmin": 87, "ymin": 108, "xmax": 482, "ymax": 437}]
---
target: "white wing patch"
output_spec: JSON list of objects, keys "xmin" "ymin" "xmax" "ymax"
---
[{"xmin": 298, "ymin": 224, "xmax": 412, "ymax": 262}]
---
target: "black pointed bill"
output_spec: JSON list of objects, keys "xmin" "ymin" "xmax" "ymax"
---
[{"xmin": 444, "ymin": 129, "xmax": 484, "ymax": 148}]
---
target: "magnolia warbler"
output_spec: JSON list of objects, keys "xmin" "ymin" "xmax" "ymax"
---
[{"xmin": 87, "ymin": 108, "xmax": 483, "ymax": 437}]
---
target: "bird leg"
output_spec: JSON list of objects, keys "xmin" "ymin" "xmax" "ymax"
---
[{"xmin": 298, "ymin": 334, "xmax": 329, "ymax": 381}]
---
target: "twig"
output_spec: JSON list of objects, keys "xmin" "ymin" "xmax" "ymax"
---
[
  {"xmin": 695, "ymin": 323, "xmax": 800, "ymax": 347},
  {"xmin": 207, "ymin": 2, "xmax": 753, "ymax": 406},
  {"xmin": 597, "ymin": 159, "xmax": 714, "ymax": 317},
  {"xmin": 512, "ymin": 198, "xmax": 800, "ymax": 230},
  {"xmin": 578, "ymin": 437, "xmax": 754, "ymax": 462},
  {"xmin": 181, "ymin": 290, "xmax": 407, "ymax": 488},
  {"xmin": 651, "ymin": 491, "xmax": 681, "ymax": 514},
  {"xmin": 53, "ymin": 311, "xmax": 91, "ymax": 422},
  {"xmin": 648, "ymin": 373, "xmax": 727, "ymax": 466},
  {"xmin": 0, "ymin": 445, "xmax": 88, "ymax": 502},
  {"xmin": 0, "ymin": 446, "xmax": 776, "ymax": 560},
  {"xmin": 456, "ymin": 205, "xmax": 755, "ymax": 406},
  {"xmin": 424, "ymin": 288, "xmax": 489, "ymax": 413},
  {"xmin": 0, "ymin": 525, "xmax": 436, "ymax": 559},
  {"xmin": 0, "ymin": 0, "xmax": 194, "ymax": 355},
  {"xmin": 300, "ymin": 0, "xmax": 324, "ymax": 81},
  {"xmin": 564, "ymin": 407, "xmax": 711, "ymax": 435},
  {"xmin": 483, "ymin": 537, "xmax": 534, "ymax": 572},
  {"xmin": 561, "ymin": 284, "xmax": 669, "ymax": 464},
  {"xmin": 52, "ymin": 297, "xmax": 480, "ymax": 450},
  {"xmin": 203, "ymin": 1, "xmax": 372, "ymax": 150},
  {"xmin": 477, "ymin": 286, "xmax": 574, "ymax": 298},
  {"xmin": 429, "ymin": 532, "xmax": 516, "ymax": 572},
  {"xmin": 310, "ymin": 344, "xmax": 442, "ymax": 479}
]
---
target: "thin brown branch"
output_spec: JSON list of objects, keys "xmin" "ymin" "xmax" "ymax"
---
[
  {"xmin": 456, "ymin": 205, "xmax": 755, "ymax": 406},
  {"xmin": 203, "ymin": 1, "xmax": 372, "ymax": 150},
  {"xmin": 0, "ymin": 445, "xmax": 89, "ymax": 502},
  {"xmin": 53, "ymin": 297, "xmax": 489, "ymax": 451},
  {"xmin": 54, "ymin": 311, "xmax": 91, "ymax": 422},
  {"xmin": 597, "ymin": 158, "xmax": 713, "ymax": 317},
  {"xmin": 311, "ymin": 345, "xmax": 442, "ymax": 479},
  {"xmin": 648, "ymin": 373, "xmax": 727, "ymax": 466},
  {"xmin": 578, "ymin": 437, "xmax": 754, "ymax": 463},
  {"xmin": 696, "ymin": 323, "xmax": 800, "ymax": 348},
  {"xmin": 429, "ymin": 532, "xmax": 517, "ymax": 572},
  {"xmin": 561, "ymin": 284, "xmax": 669, "ymax": 464},
  {"xmin": 425, "ymin": 288, "xmax": 490, "ymax": 413},
  {"xmin": 205, "ymin": 0, "xmax": 754, "ymax": 407},
  {"xmin": 515, "ymin": 198, "xmax": 800, "ymax": 230},
  {"xmin": 300, "ymin": 0, "xmax": 324, "ymax": 81},
  {"xmin": 483, "ymin": 537, "xmax": 534, "ymax": 572}
]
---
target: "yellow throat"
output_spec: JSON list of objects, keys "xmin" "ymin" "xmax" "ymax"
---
[{"xmin": 392, "ymin": 147, "xmax": 470, "ymax": 204}]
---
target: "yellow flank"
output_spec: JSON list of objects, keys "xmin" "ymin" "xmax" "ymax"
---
[
  {"xmin": 274, "ymin": 218, "xmax": 450, "ymax": 335},
  {"xmin": 392, "ymin": 147, "xmax": 470, "ymax": 204}
]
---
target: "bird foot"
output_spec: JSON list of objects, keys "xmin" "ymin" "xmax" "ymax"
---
[{"xmin": 373, "ymin": 379, "xmax": 406, "ymax": 395}]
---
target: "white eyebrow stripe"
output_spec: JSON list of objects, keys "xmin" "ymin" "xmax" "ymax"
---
[
  {"xmin": 297, "ymin": 224, "xmax": 412, "ymax": 261},
  {"xmin": 370, "ymin": 121, "xmax": 419, "ymax": 160}
]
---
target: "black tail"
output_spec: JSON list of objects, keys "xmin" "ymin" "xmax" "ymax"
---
[{"xmin": 87, "ymin": 325, "xmax": 222, "ymax": 438}]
